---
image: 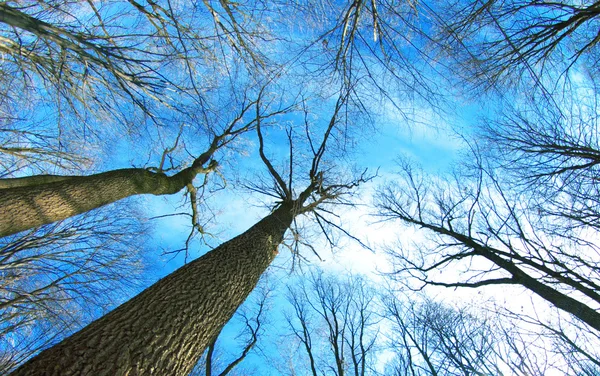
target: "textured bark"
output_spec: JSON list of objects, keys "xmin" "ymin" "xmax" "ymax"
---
[
  {"xmin": 11, "ymin": 202, "xmax": 295, "ymax": 375},
  {"xmin": 0, "ymin": 175, "xmax": 74, "ymax": 189},
  {"xmin": 0, "ymin": 160, "xmax": 214, "ymax": 237}
]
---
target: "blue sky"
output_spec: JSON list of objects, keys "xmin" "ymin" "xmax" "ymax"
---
[
  {"xmin": 4, "ymin": 1, "xmax": 597, "ymax": 374},
  {"xmin": 120, "ymin": 87, "xmax": 472, "ymax": 374}
]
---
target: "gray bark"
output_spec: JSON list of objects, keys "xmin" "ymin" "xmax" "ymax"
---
[
  {"xmin": 0, "ymin": 175, "xmax": 74, "ymax": 189},
  {"xmin": 10, "ymin": 201, "xmax": 295, "ymax": 375},
  {"xmin": 0, "ymin": 158, "xmax": 215, "ymax": 237}
]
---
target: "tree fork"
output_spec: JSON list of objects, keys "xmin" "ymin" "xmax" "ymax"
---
[
  {"xmin": 0, "ymin": 160, "xmax": 217, "ymax": 238},
  {"xmin": 11, "ymin": 201, "xmax": 295, "ymax": 375}
]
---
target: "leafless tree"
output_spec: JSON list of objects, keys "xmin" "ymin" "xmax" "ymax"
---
[
  {"xmin": 429, "ymin": 0, "xmax": 600, "ymax": 89},
  {"xmin": 371, "ymin": 6, "xmax": 600, "ymax": 363},
  {"xmin": 477, "ymin": 75, "xmax": 600, "ymax": 236},
  {"xmin": 0, "ymin": 1, "xmax": 171, "ymax": 173},
  {"xmin": 0, "ymin": 204, "xmax": 146, "ymax": 374},
  {"xmin": 0, "ymin": 0, "xmax": 281, "ymax": 186},
  {"xmin": 489, "ymin": 305, "xmax": 600, "ymax": 376},
  {"xmin": 382, "ymin": 294, "xmax": 600, "ymax": 376},
  {"xmin": 383, "ymin": 295, "xmax": 504, "ymax": 376},
  {"xmin": 272, "ymin": 0, "xmax": 451, "ymax": 122},
  {"xmin": 0, "ymin": 81, "xmax": 299, "ymax": 238},
  {"xmin": 0, "ymin": 0, "xmax": 273, "ymax": 122},
  {"xmin": 189, "ymin": 276, "xmax": 274, "ymax": 376},
  {"xmin": 282, "ymin": 270, "xmax": 380, "ymax": 376},
  {"xmin": 10, "ymin": 84, "xmax": 372, "ymax": 375},
  {"xmin": 376, "ymin": 154, "xmax": 600, "ymax": 331},
  {"xmin": 374, "ymin": 125, "xmax": 600, "ymax": 376}
]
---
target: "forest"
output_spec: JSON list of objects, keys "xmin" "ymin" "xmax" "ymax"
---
[{"xmin": 1, "ymin": 0, "xmax": 600, "ymax": 374}]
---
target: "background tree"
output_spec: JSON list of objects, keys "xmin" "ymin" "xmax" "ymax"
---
[
  {"xmin": 383, "ymin": 295, "xmax": 503, "ymax": 376},
  {"xmin": 479, "ymin": 74, "xmax": 600, "ymax": 234},
  {"xmin": 371, "ymin": 0, "xmax": 600, "ymax": 370},
  {"xmin": 267, "ymin": 0, "xmax": 454, "ymax": 129},
  {"xmin": 0, "ymin": 204, "xmax": 146, "ymax": 373},
  {"xmin": 374, "ymin": 77, "xmax": 600, "ymax": 373},
  {"xmin": 427, "ymin": 0, "xmax": 600, "ymax": 89},
  {"xmin": 1, "ymin": 0, "xmax": 179, "ymax": 176},
  {"xmin": 376, "ymin": 154, "xmax": 600, "ymax": 330},
  {"xmin": 0, "ymin": 0, "xmax": 274, "ymax": 142},
  {"xmin": 280, "ymin": 270, "xmax": 380, "ymax": 376},
  {"xmin": 491, "ymin": 306, "xmax": 600, "ymax": 375}
]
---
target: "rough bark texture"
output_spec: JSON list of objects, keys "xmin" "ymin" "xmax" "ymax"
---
[
  {"xmin": 0, "ymin": 164, "xmax": 211, "ymax": 237},
  {"xmin": 0, "ymin": 175, "xmax": 74, "ymax": 189},
  {"xmin": 11, "ymin": 202, "xmax": 295, "ymax": 375}
]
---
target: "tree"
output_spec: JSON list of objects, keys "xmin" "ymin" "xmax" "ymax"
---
[
  {"xmin": 376, "ymin": 154, "xmax": 600, "ymax": 332},
  {"xmin": 372, "ymin": 1, "xmax": 600, "ymax": 364},
  {"xmin": 491, "ymin": 306, "xmax": 600, "ymax": 375},
  {"xmin": 282, "ymin": 270, "xmax": 380, "ymax": 376},
  {"xmin": 190, "ymin": 276, "xmax": 274, "ymax": 376},
  {"xmin": 0, "ymin": 0, "xmax": 272, "ymax": 130},
  {"xmin": 0, "ymin": 205, "xmax": 146, "ymax": 373},
  {"xmin": 429, "ymin": 0, "xmax": 600, "ymax": 88},
  {"xmin": 375, "ymin": 73, "xmax": 600, "ymax": 331},
  {"xmin": 293, "ymin": 0, "xmax": 446, "ymax": 112},
  {"xmin": 0, "ymin": 0, "xmax": 284, "ymax": 234},
  {"xmin": 10, "ymin": 193, "xmax": 297, "ymax": 375},
  {"xmin": 374, "ymin": 76, "xmax": 600, "ymax": 373},
  {"xmin": 0, "ymin": 83, "xmax": 293, "ymax": 237},
  {"xmin": 383, "ymin": 296, "xmax": 503, "ymax": 376},
  {"xmin": 0, "ymin": 1, "xmax": 181, "ymax": 176},
  {"xmin": 0, "ymin": 154, "xmax": 215, "ymax": 238},
  {"xmin": 10, "ymin": 87, "xmax": 372, "ymax": 375},
  {"xmin": 478, "ymin": 75, "xmax": 600, "ymax": 233}
]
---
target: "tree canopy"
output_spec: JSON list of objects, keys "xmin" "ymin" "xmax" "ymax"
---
[{"xmin": 1, "ymin": 0, "xmax": 600, "ymax": 374}]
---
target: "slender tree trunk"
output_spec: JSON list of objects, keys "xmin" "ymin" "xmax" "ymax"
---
[
  {"xmin": 478, "ymin": 244, "xmax": 600, "ymax": 333},
  {"xmin": 0, "ymin": 158, "xmax": 215, "ymax": 237},
  {"xmin": 408, "ymin": 220, "xmax": 600, "ymax": 333},
  {"xmin": 11, "ymin": 202, "xmax": 295, "ymax": 375}
]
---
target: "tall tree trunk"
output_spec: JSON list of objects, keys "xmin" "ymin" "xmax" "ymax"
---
[
  {"xmin": 11, "ymin": 201, "xmax": 295, "ymax": 375},
  {"xmin": 0, "ymin": 158, "xmax": 215, "ymax": 237}
]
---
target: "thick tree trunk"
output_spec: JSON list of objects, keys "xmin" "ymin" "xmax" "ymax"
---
[
  {"xmin": 0, "ymin": 175, "xmax": 76, "ymax": 189},
  {"xmin": 11, "ymin": 202, "xmax": 295, "ymax": 375},
  {"xmin": 0, "ymin": 160, "xmax": 214, "ymax": 237}
]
